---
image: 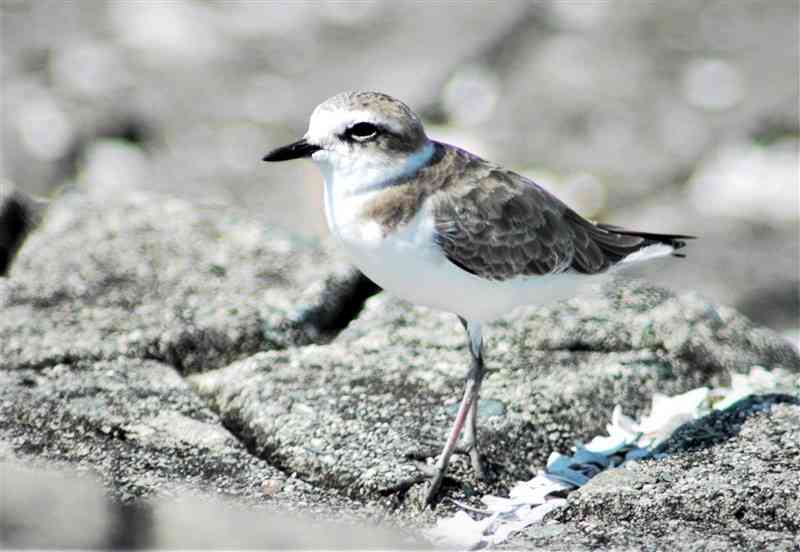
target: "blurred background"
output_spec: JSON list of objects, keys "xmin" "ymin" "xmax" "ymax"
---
[{"xmin": 1, "ymin": 0, "xmax": 797, "ymax": 338}]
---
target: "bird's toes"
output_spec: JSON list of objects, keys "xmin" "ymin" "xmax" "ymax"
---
[
  {"xmin": 403, "ymin": 443, "xmax": 442, "ymax": 461},
  {"xmin": 404, "ymin": 442, "xmax": 478, "ymax": 462}
]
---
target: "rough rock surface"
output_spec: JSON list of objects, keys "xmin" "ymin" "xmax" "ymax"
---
[
  {"xmin": 505, "ymin": 395, "xmax": 800, "ymax": 551},
  {"xmin": 190, "ymin": 279, "xmax": 798, "ymax": 510},
  {"xmin": 1, "ymin": 187, "xmax": 798, "ymax": 548},
  {"xmin": 0, "ymin": 357, "xmax": 330, "ymax": 508},
  {"xmin": 0, "ymin": 188, "xmax": 331, "ymax": 372}
]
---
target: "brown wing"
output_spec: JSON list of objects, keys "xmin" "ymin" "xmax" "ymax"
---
[{"xmin": 431, "ymin": 162, "xmax": 649, "ymax": 281}]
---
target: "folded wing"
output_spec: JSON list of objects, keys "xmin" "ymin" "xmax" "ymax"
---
[{"xmin": 432, "ymin": 161, "xmax": 692, "ymax": 281}]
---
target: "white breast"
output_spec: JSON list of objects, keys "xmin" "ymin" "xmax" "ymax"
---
[
  {"xmin": 314, "ymin": 143, "xmax": 610, "ymax": 322},
  {"xmin": 324, "ymin": 186, "xmax": 599, "ymax": 323}
]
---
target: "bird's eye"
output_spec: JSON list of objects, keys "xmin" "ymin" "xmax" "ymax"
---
[{"xmin": 346, "ymin": 122, "xmax": 379, "ymax": 141}]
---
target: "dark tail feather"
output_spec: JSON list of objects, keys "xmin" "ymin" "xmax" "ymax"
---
[
  {"xmin": 564, "ymin": 209, "xmax": 696, "ymax": 271},
  {"xmin": 596, "ymin": 223, "xmax": 696, "ymax": 255}
]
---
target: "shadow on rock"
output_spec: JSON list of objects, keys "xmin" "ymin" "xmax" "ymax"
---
[
  {"xmin": 0, "ymin": 185, "xmax": 47, "ymax": 276},
  {"xmin": 526, "ymin": 395, "xmax": 800, "ymax": 551},
  {"xmin": 654, "ymin": 393, "xmax": 800, "ymax": 456}
]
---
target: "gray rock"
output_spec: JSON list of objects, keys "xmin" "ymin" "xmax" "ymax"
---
[
  {"xmin": 0, "ymin": 188, "xmax": 331, "ymax": 372},
  {"xmin": 190, "ymin": 281, "xmax": 799, "ymax": 508},
  {"xmin": 2, "ymin": 184, "xmax": 798, "ymax": 547},
  {"xmin": 504, "ymin": 395, "xmax": 800, "ymax": 551},
  {"xmin": 0, "ymin": 357, "xmax": 333, "ymax": 509}
]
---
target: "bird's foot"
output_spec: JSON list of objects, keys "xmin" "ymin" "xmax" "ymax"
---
[
  {"xmin": 401, "ymin": 461, "xmax": 451, "ymax": 507},
  {"xmin": 378, "ymin": 467, "xmax": 451, "ymax": 509},
  {"xmin": 398, "ymin": 444, "xmax": 488, "ymax": 507},
  {"xmin": 404, "ymin": 442, "xmax": 482, "ymax": 463},
  {"xmin": 419, "ymin": 450, "xmax": 487, "ymax": 507}
]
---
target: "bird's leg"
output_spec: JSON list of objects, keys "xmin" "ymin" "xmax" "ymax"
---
[
  {"xmin": 458, "ymin": 316, "xmax": 486, "ymax": 479},
  {"xmin": 423, "ymin": 318, "xmax": 484, "ymax": 506},
  {"xmin": 463, "ymin": 385, "xmax": 486, "ymax": 479}
]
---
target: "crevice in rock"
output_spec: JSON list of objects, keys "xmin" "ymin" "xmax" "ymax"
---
[
  {"xmin": 142, "ymin": 329, "xmax": 281, "ymax": 375},
  {"xmin": 0, "ymin": 194, "xmax": 31, "ymax": 276},
  {"xmin": 205, "ymin": 399, "xmax": 427, "ymax": 506},
  {"xmin": 377, "ymin": 474, "xmax": 429, "ymax": 512},
  {"xmin": 653, "ymin": 393, "xmax": 800, "ymax": 456},
  {"xmin": 284, "ymin": 267, "xmax": 382, "ymax": 346},
  {"xmin": 213, "ymin": 414, "xmax": 333, "ymax": 495},
  {"xmin": 134, "ymin": 270, "xmax": 380, "ymax": 372},
  {"xmin": 0, "ymin": 187, "xmax": 50, "ymax": 277}
]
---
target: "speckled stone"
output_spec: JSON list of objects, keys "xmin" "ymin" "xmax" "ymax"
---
[
  {"xmin": 190, "ymin": 281, "xmax": 799, "ymax": 507},
  {"xmin": 0, "ymin": 188, "xmax": 332, "ymax": 372},
  {"xmin": 2, "ymin": 184, "xmax": 798, "ymax": 548},
  {"xmin": 501, "ymin": 396, "xmax": 800, "ymax": 551}
]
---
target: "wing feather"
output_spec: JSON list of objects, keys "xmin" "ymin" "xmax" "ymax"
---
[
  {"xmin": 428, "ymin": 143, "xmax": 692, "ymax": 281},
  {"xmin": 432, "ymin": 164, "xmax": 590, "ymax": 280}
]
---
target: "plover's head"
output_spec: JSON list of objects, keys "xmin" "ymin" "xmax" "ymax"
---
[{"xmin": 263, "ymin": 91, "xmax": 431, "ymax": 183}]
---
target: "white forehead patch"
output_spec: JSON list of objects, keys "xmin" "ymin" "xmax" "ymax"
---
[{"xmin": 305, "ymin": 106, "xmax": 402, "ymax": 144}]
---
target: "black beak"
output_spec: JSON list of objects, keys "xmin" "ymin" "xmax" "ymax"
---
[{"xmin": 262, "ymin": 138, "xmax": 321, "ymax": 162}]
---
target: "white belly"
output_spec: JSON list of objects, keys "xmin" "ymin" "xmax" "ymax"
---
[{"xmin": 324, "ymin": 186, "xmax": 596, "ymax": 322}]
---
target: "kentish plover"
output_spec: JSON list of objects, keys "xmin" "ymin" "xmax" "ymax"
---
[{"xmin": 264, "ymin": 91, "xmax": 693, "ymax": 505}]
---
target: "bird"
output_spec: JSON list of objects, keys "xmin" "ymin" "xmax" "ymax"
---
[{"xmin": 263, "ymin": 91, "xmax": 693, "ymax": 506}]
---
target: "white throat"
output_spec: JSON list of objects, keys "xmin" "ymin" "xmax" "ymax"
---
[
  {"xmin": 312, "ymin": 141, "xmax": 434, "ymax": 196},
  {"xmin": 313, "ymin": 140, "xmax": 434, "ymax": 261}
]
